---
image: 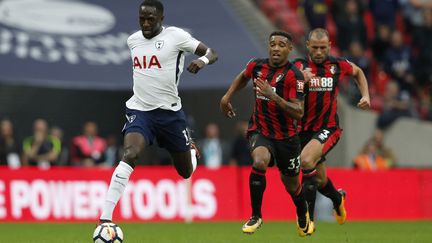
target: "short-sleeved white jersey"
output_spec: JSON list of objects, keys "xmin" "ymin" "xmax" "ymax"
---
[{"xmin": 125, "ymin": 26, "xmax": 200, "ymax": 111}]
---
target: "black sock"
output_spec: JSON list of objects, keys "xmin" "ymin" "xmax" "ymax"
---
[
  {"xmin": 290, "ymin": 185, "xmax": 308, "ymax": 228},
  {"xmin": 318, "ymin": 178, "xmax": 341, "ymax": 209},
  {"xmin": 302, "ymin": 169, "xmax": 318, "ymax": 221},
  {"xmin": 249, "ymin": 167, "xmax": 266, "ymax": 218}
]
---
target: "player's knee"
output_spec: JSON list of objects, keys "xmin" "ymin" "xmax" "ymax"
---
[
  {"xmin": 300, "ymin": 155, "xmax": 315, "ymax": 170},
  {"xmin": 122, "ymin": 146, "xmax": 139, "ymax": 167},
  {"xmin": 252, "ymin": 159, "xmax": 268, "ymax": 171}
]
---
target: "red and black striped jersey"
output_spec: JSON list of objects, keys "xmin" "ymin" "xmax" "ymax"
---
[
  {"xmin": 244, "ymin": 58, "xmax": 305, "ymax": 140},
  {"xmin": 293, "ymin": 56, "xmax": 353, "ymax": 131}
]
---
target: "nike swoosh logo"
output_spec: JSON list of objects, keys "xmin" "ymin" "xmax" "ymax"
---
[{"xmin": 115, "ymin": 174, "xmax": 127, "ymax": 179}]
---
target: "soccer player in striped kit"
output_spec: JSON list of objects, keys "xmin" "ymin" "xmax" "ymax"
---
[
  {"xmin": 220, "ymin": 31, "xmax": 313, "ymax": 236},
  {"xmin": 293, "ymin": 28, "xmax": 370, "ymax": 234}
]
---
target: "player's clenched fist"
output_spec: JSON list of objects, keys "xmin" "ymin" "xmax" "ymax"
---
[
  {"xmin": 187, "ymin": 59, "xmax": 205, "ymax": 74},
  {"xmin": 220, "ymin": 96, "xmax": 236, "ymax": 118}
]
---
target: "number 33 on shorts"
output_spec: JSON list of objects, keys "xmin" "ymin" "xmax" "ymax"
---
[{"xmin": 288, "ymin": 156, "xmax": 301, "ymax": 173}]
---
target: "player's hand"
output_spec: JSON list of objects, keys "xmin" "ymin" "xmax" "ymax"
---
[
  {"xmin": 357, "ymin": 96, "xmax": 371, "ymax": 110},
  {"xmin": 302, "ymin": 68, "xmax": 313, "ymax": 83},
  {"xmin": 187, "ymin": 59, "xmax": 205, "ymax": 74},
  {"xmin": 220, "ymin": 96, "xmax": 236, "ymax": 118},
  {"xmin": 299, "ymin": 63, "xmax": 313, "ymax": 83},
  {"xmin": 254, "ymin": 78, "xmax": 275, "ymax": 100}
]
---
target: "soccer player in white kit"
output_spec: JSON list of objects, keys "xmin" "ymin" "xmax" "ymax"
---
[{"xmin": 99, "ymin": 0, "xmax": 218, "ymax": 223}]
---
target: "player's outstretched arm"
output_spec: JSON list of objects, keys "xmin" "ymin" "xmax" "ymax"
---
[
  {"xmin": 187, "ymin": 43, "xmax": 218, "ymax": 74},
  {"xmin": 351, "ymin": 63, "xmax": 371, "ymax": 110},
  {"xmin": 220, "ymin": 71, "xmax": 249, "ymax": 118},
  {"xmin": 254, "ymin": 78, "xmax": 304, "ymax": 120}
]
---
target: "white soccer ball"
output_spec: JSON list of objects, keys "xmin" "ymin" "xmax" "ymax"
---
[{"xmin": 93, "ymin": 222, "xmax": 124, "ymax": 243}]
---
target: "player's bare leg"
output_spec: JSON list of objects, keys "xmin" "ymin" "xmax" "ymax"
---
[
  {"xmin": 280, "ymin": 174, "xmax": 313, "ymax": 237},
  {"xmin": 242, "ymin": 146, "xmax": 270, "ymax": 234},
  {"xmin": 99, "ymin": 132, "xmax": 145, "ymax": 223}
]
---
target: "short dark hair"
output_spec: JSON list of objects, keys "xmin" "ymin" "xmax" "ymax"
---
[
  {"xmin": 141, "ymin": 0, "xmax": 164, "ymax": 14},
  {"xmin": 269, "ymin": 31, "xmax": 293, "ymax": 43},
  {"xmin": 308, "ymin": 28, "xmax": 329, "ymax": 40}
]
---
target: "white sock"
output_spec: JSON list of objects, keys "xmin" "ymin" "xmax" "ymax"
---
[
  {"xmin": 190, "ymin": 149, "xmax": 197, "ymax": 173},
  {"xmin": 100, "ymin": 161, "xmax": 133, "ymax": 221}
]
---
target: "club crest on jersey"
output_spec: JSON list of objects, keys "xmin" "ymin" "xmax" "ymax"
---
[
  {"xmin": 276, "ymin": 74, "xmax": 284, "ymax": 82},
  {"xmin": 330, "ymin": 65, "xmax": 337, "ymax": 74},
  {"xmin": 155, "ymin": 40, "xmax": 164, "ymax": 50},
  {"xmin": 126, "ymin": 114, "xmax": 136, "ymax": 123}
]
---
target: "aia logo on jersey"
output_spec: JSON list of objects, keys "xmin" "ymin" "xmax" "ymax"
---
[
  {"xmin": 155, "ymin": 40, "xmax": 164, "ymax": 50},
  {"xmin": 297, "ymin": 80, "xmax": 304, "ymax": 92},
  {"xmin": 330, "ymin": 64, "xmax": 337, "ymax": 74},
  {"xmin": 133, "ymin": 55, "xmax": 162, "ymax": 69}
]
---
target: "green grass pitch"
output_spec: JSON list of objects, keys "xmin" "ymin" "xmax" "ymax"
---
[{"xmin": 1, "ymin": 221, "xmax": 431, "ymax": 243}]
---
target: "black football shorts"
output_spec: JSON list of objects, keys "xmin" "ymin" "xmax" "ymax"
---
[{"xmin": 249, "ymin": 132, "xmax": 301, "ymax": 176}]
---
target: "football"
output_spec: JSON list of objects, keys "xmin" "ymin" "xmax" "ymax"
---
[{"xmin": 93, "ymin": 222, "xmax": 124, "ymax": 243}]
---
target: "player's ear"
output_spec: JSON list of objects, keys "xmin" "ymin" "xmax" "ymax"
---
[{"xmin": 306, "ymin": 40, "xmax": 310, "ymax": 50}]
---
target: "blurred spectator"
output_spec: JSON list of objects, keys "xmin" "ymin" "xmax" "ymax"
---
[
  {"xmin": 371, "ymin": 129, "xmax": 397, "ymax": 163},
  {"xmin": 347, "ymin": 41, "xmax": 371, "ymax": 78},
  {"xmin": 413, "ymin": 9, "xmax": 432, "ymax": 87},
  {"xmin": 371, "ymin": 24, "xmax": 392, "ymax": 63},
  {"xmin": 298, "ymin": 0, "xmax": 328, "ymax": 29},
  {"xmin": 384, "ymin": 30, "xmax": 415, "ymax": 93},
  {"xmin": 331, "ymin": 0, "xmax": 367, "ymax": 18},
  {"xmin": 353, "ymin": 129, "xmax": 396, "ymax": 170},
  {"xmin": 370, "ymin": 64, "xmax": 392, "ymax": 111},
  {"xmin": 70, "ymin": 121, "xmax": 106, "ymax": 167},
  {"xmin": 369, "ymin": 0, "xmax": 399, "ymax": 27},
  {"xmin": 376, "ymin": 81, "xmax": 414, "ymax": 129},
  {"xmin": 343, "ymin": 41, "xmax": 371, "ymax": 106},
  {"xmin": 334, "ymin": 0, "xmax": 368, "ymax": 53},
  {"xmin": 50, "ymin": 126, "xmax": 68, "ymax": 166},
  {"xmin": 399, "ymin": 0, "xmax": 425, "ymax": 34},
  {"xmin": 417, "ymin": 88, "xmax": 432, "ymax": 121},
  {"xmin": 22, "ymin": 119, "xmax": 61, "ymax": 168},
  {"xmin": 228, "ymin": 120, "xmax": 252, "ymax": 166},
  {"xmin": 0, "ymin": 118, "xmax": 20, "ymax": 168},
  {"xmin": 353, "ymin": 140, "xmax": 393, "ymax": 170},
  {"xmin": 103, "ymin": 134, "xmax": 122, "ymax": 167},
  {"xmin": 198, "ymin": 123, "xmax": 229, "ymax": 169},
  {"xmin": 410, "ymin": 0, "xmax": 432, "ymax": 9}
]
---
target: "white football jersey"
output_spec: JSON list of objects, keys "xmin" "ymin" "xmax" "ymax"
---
[{"xmin": 125, "ymin": 26, "xmax": 200, "ymax": 111}]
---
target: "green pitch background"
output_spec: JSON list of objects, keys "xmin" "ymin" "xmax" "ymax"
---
[{"xmin": 1, "ymin": 221, "xmax": 431, "ymax": 243}]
